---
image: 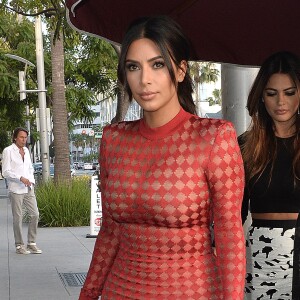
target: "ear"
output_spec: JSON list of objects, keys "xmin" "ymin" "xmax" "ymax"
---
[{"xmin": 177, "ymin": 60, "xmax": 187, "ymax": 83}]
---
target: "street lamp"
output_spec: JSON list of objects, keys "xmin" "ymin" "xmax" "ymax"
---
[
  {"xmin": 6, "ymin": 53, "xmax": 50, "ymax": 180},
  {"xmin": 5, "ymin": 16, "xmax": 51, "ymax": 181},
  {"xmin": 5, "ymin": 54, "xmax": 35, "ymax": 68},
  {"xmin": 34, "ymin": 15, "xmax": 50, "ymax": 181},
  {"xmin": 5, "ymin": 54, "xmax": 35, "ymax": 145}
]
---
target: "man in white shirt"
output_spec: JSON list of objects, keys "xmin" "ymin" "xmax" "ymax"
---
[{"xmin": 2, "ymin": 127, "xmax": 42, "ymax": 254}]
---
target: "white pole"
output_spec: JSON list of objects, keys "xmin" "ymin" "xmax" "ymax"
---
[
  {"xmin": 221, "ymin": 64, "xmax": 259, "ymax": 136},
  {"xmin": 35, "ymin": 15, "xmax": 50, "ymax": 180},
  {"xmin": 18, "ymin": 71, "xmax": 30, "ymax": 133},
  {"xmin": 18, "ymin": 71, "xmax": 26, "ymax": 101},
  {"xmin": 37, "ymin": 140, "xmax": 41, "ymax": 161},
  {"xmin": 19, "ymin": 71, "xmax": 32, "ymax": 159}
]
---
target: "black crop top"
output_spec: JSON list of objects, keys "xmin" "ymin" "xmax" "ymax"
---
[{"xmin": 240, "ymin": 135, "xmax": 300, "ymax": 224}]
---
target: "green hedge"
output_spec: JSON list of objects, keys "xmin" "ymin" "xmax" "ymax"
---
[{"xmin": 36, "ymin": 176, "xmax": 91, "ymax": 227}]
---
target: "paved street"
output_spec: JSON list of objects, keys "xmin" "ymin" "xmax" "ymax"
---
[{"xmin": 0, "ymin": 178, "xmax": 96, "ymax": 300}]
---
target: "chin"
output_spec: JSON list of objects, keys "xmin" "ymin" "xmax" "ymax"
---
[{"xmin": 143, "ymin": 107, "xmax": 160, "ymax": 113}]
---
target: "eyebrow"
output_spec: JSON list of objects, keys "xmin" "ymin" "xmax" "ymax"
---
[
  {"xmin": 125, "ymin": 55, "xmax": 163, "ymax": 64},
  {"xmin": 264, "ymin": 86, "xmax": 297, "ymax": 91}
]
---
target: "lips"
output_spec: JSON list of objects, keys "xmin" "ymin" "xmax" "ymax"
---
[
  {"xmin": 138, "ymin": 92, "xmax": 157, "ymax": 101},
  {"xmin": 274, "ymin": 109, "xmax": 288, "ymax": 115}
]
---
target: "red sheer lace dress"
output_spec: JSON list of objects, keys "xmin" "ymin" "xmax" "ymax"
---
[{"xmin": 79, "ymin": 108, "xmax": 245, "ymax": 300}]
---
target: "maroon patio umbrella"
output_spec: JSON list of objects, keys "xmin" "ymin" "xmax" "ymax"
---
[{"xmin": 66, "ymin": 0, "xmax": 300, "ymax": 66}]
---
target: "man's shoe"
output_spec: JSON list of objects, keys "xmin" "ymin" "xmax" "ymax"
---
[
  {"xmin": 27, "ymin": 243, "xmax": 42, "ymax": 254},
  {"xmin": 16, "ymin": 245, "xmax": 30, "ymax": 254}
]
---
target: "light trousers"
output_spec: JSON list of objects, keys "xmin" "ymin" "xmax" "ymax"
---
[
  {"xmin": 244, "ymin": 221, "xmax": 294, "ymax": 299},
  {"xmin": 9, "ymin": 187, "xmax": 39, "ymax": 246}
]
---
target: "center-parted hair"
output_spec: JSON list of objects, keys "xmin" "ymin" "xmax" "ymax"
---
[
  {"xmin": 240, "ymin": 51, "xmax": 300, "ymax": 183},
  {"xmin": 117, "ymin": 15, "xmax": 196, "ymax": 115}
]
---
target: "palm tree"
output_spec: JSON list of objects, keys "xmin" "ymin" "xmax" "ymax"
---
[
  {"xmin": 189, "ymin": 62, "xmax": 220, "ymax": 115},
  {"xmin": 51, "ymin": 30, "xmax": 71, "ymax": 182},
  {"xmin": 189, "ymin": 61, "xmax": 201, "ymax": 108},
  {"xmin": 72, "ymin": 133, "xmax": 84, "ymax": 162},
  {"xmin": 207, "ymin": 89, "xmax": 222, "ymax": 106},
  {"xmin": 199, "ymin": 63, "xmax": 219, "ymax": 83},
  {"xmin": 110, "ymin": 44, "xmax": 131, "ymax": 124}
]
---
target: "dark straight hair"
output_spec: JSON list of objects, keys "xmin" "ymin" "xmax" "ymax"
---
[
  {"xmin": 247, "ymin": 51, "xmax": 300, "ymax": 123},
  {"xmin": 117, "ymin": 15, "xmax": 196, "ymax": 115},
  {"xmin": 241, "ymin": 51, "xmax": 300, "ymax": 183}
]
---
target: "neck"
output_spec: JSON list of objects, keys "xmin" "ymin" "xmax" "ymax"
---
[
  {"xmin": 273, "ymin": 121, "xmax": 296, "ymax": 138},
  {"xmin": 274, "ymin": 127, "xmax": 296, "ymax": 138},
  {"xmin": 275, "ymin": 132, "xmax": 295, "ymax": 138},
  {"xmin": 144, "ymin": 105, "xmax": 181, "ymax": 128}
]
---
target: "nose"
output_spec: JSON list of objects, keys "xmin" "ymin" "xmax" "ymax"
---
[
  {"xmin": 277, "ymin": 92, "xmax": 286, "ymax": 105},
  {"xmin": 140, "ymin": 66, "xmax": 151, "ymax": 85}
]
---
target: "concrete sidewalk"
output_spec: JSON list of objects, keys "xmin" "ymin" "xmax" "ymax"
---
[{"xmin": 0, "ymin": 179, "xmax": 96, "ymax": 300}]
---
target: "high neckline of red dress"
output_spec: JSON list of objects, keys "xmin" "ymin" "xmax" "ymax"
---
[{"xmin": 139, "ymin": 108, "xmax": 191, "ymax": 140}]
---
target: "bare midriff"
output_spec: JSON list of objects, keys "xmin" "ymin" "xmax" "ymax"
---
[{"xmin": 252, "ymin": 212, "xmax": 298, "ymax": 220}]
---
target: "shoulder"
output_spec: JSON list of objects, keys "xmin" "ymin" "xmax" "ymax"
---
[
  {"xmin": 3, "ymin": 144, "xmax": 14, "ymax": 153},
  {"xmin": 189, "ymin": 114, "xmax": 232, "ymax": 129},
  {"xmin": 102, "ymin": 120, "xmax": 140, "ymax": 140},
  {"xmin": 188, "ymin": 115, "xmax": 236, "ymax": 139}
]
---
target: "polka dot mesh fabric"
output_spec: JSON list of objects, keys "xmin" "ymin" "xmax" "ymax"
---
[{"xmin": 80, "ymin": 109, "xmax": 245, "ymax": 300}]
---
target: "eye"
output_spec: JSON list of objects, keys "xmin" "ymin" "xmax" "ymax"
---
[
  {"xmin": 153, "ymin": 61, "xmax": 165, "ymax": 69},
  {"xmin": 125, "ymin": 63, "xmax": 139, "ymax": 71},
  {"xmin": 265, "ymin": 91, "xmax": 277, "ymax": 97},
  {"xmin": 285, "ymin": 90, "xmax": 296, "ymax": 96}
]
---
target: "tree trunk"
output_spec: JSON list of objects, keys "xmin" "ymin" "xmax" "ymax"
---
[
  {"xmin": 51, "ymin": 31, "xmax": 71, "ymax": 183},
  {"xmin": 110, "ymin": 44, "xmax": 131, "ymax": 123},
  {"xmin": 111, "ymin": 90, "xmax": 131, "ymax": 123}
]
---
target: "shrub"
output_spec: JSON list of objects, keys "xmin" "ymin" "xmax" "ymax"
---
[{"xmin": 36, "ymin": 176, "xmax": 91, "ymax": 227}]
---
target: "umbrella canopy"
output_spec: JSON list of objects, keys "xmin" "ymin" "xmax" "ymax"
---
[{"xmin": 66, "ymin": 0, "xmax": 300, "ymax": 66}]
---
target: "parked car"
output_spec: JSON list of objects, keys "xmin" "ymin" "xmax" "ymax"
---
[
  {"xmin": 73, "ymin": 162, "xmax": 83, "ymax": 170},
  {"xmin": 49, "ymin": 164, "xmax": 55, "ymax": 177},
  {"xmin": 83, "ymin": 162, "xmax": 93, "ymax": 170},
  {"xmin": 49, "ymin": 164, "xmax": 76, "ymax": 177},
  {"xmin": 70, "ymin": 166, "xmax": 76, "ymax": 176},
  {"xmin": 34, "ymin": 163, "xmax": 75, "ymax": 178},
  {"xmin": 92, "ymin": 162, "xmax": 99, "ymax": 170},
  {"xmin": 33, "ymin": 162, "xmax": 43, "ymax": 173}
]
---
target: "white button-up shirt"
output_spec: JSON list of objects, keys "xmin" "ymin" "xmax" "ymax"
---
[{"xmin": 2, "ymin": 143, "xmax": 35, "ymax": 194}]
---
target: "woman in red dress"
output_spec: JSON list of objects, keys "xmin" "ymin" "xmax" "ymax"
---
[{"xmin": 79, "ymin": 15, "xmax": 245, "ymax": 300}]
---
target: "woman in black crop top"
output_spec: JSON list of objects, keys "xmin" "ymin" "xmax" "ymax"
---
[{"xmin": 239, "ymin": 51, "xmax": 300, "ymax": 299}]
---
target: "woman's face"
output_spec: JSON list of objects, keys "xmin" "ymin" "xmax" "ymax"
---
[
  {"xmin": 263, "ymin": 73, "xmax": 300, "ymax": 129},
  {"xmin": 125, "ymin": 38, "xmax": 185, "ymax": 120}
]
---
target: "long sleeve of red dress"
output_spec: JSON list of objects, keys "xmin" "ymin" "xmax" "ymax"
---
[
  {"xmin": 206, "ymin": 123, "xmax": 246, "ymax": 299},
  {"xmin": 79, "ymin": 108, "xmax": 245, "ymax": 300},
  {"xmin": 79, "ymin": 129, "xmax": 121, "ymax": 299}
]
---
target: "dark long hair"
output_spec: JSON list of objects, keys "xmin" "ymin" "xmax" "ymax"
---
[
  {"xmin": 117, "ymin": 15, "xmax": 196, "ymax": 115},
  {"xmin": 240, "ymin": 51, "xmax": 300, "ymax": 183}
]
